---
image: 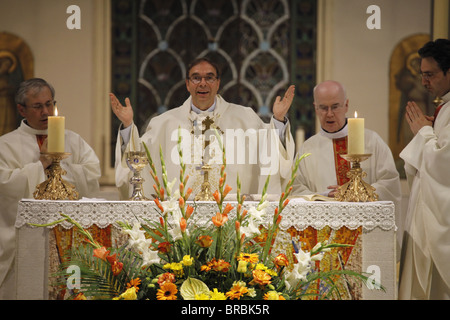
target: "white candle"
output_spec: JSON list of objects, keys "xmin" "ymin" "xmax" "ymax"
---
[
  {"xmin": 48, "ymin": 105, "xmax": 65, "ymax": 152},
  {"xmin": 348, "ymin": 111, "xmax": 364, "ymax": 154}
]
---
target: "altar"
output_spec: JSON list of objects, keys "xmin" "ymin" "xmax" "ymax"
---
[{"xmin": 15, "ymin": 198, "xmax": 397, "ymax": 300}]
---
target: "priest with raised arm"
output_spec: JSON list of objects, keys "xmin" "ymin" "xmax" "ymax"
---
[
  {"xmin": 110, "ymin": 57, "xmax": 296, "ymax": 200},
  {"xmin": 398, "ymin": 39, "xmax": 450, "ymax": 300},
  {"xmin": 291, "ymin": 80, "xmax": 402, "ymax": 248}
]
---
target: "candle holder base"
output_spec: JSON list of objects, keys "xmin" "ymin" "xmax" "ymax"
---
[
  {"xmin": 33, "ymin": 152, "xmax": 80, "ymax": 200},
  {"xmin": 126, "ymin": 151, "xmax": 150, "ymax": 201},
  {"xmin": 194, "ymin": 164, "xmax": 215, "ymax": 201},
  {"xmin": 335, "ymin": 154, "xmax": 379, "ymax": 202}
]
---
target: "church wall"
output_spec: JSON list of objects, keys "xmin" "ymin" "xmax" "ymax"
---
[
  {"xmin": 318, "ymin": 0, "xmax": 431, "ymax": 143},
  {"xmin": 0, "ymin": 0, "xmax": 102, "ymax": 164}
]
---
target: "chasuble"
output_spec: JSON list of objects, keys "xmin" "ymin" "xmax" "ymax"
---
[
  {"xmin": 399, "ymin": 92, "xmax": 450, "ymax": 299},
  {"xmin": 291, "ymin": 125, "xmax": 402, "ymax": 245},
  {"xmin": 0, "ymin": 120, "xmax": 101, "ymax": 298},
  {"xmin": 114, "ymin": 95, "xmax": 295, "ymax": 200}
]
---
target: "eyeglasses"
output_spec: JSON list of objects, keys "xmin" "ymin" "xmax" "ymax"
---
[
  {"xmin": 26, "ymin": 100, "xmax": 56, "ymax": 111},
  {"xmin": 420, "ymin": 71, "xmax": 441, "ymax": 80},
  {"xmin": 317, "ymin": 104, "xmax": 343, "ymax": 114},
  {"xmin": 188, "ymin": 75, "xmax": 218, "ymax": 84}
]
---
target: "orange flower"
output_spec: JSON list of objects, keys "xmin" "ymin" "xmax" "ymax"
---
[
  {"xmin": 213, "ymin": 190, "xmax": 220, "ymax": 203},
  {"xmin": 226, "ymin": 282, "xmax": 248, "ymax": 300},
  {"xmin": 93, "ymin": 246, "xmax": 110, "ymax": 261},
  {"xmin": 276, "ymin": 214, "xmax": 282, "ymax": 225},
  {"xmin": 157, "ymin": 272, "xmax": 176, "ymax": 286},
  {"xmin": 274, "ymin": 253, "xmax": 289, "ymax": 268},
  {"xmin": 185, "ymin": 188, "xmax": 193, "ymax": 200},
  {"xmin": 238, "ymin": 252, "xmax": 259, "ymax": 264},
  {"xmin": 283, "ymin": 198, "xmax": 289, "ymax": 208},
  {"xmin": 185, "ymin": 205, "xmax": 194, "ymax": 219},
  {"xmin": 127, "ymin": 278, "xmax": 141, "ymax": 292},
  {"xmin": 73, "ymin": 292, "xmax": 86, "ymax": 300},
  {"xmin": 158, "ymin": 241, "xmax": 172, "ymax": 254},
  {"xmin": 250, "ymin": 269, "xmax": 272, "ymax": 286},
  {"xmin": 196, "ymin": 235, "xmax": 213, "ymax": 248},
  {"xmin": 156, "ymin": 282, "xmax": 178, "ymax": 300},
  {"xmin": 212, "ymin": 212, "xmax": 228, "ymax": 227},
  {"xmin": 180, "ymin": 217, "xmax": 187, "ymax": 233},
  {"xmin": 154, "ymin": 198, "xmax": 164, "ymax": 212},
  {"xmin": 211, "ymin": 259, "xmax": 231, "ymax": 273},
  {"xmin": 179, "ymin": 197, "xmax": 185, "ymax": 208},
  {"xmin": 223, "ymin": 203, "xmax": 233, "ymax": 215},
  {"xmin": 235, "ymin": 221, "xmax": 240, "ymax": 231},
  {"xmin": 223, "ymin": 184, "xmax": 232, "ymax": 197},
  {"xmin": 107, "ymin": 254, "xmax": 124, "ymax": 276}
]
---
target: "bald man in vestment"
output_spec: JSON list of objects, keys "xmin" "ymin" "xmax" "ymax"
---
[{"xmin": 291, "ymin": 80, "xmax": 402, "ymax": 251}]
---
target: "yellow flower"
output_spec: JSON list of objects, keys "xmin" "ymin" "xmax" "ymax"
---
[
  {"xmin": 237, "ymin": 260, "xmax": 248, "ymax": 273},
  {"xmin": 156, "ymin": 282, "xmax": 178, "ymax": 300},
  {"xmin": 263, "ymin": 291, "xmax": 286, "ymax": 300},
  {"xmin": 210, "ymin": 288, "xmax": 227, "ymax": 300},
  {"xmin": 120, "ymin": 287, "xmax": 137, "ymax": 300},
  {"xmin": 255, "ymin": 263, "xmax": 278, "ymax": 277},
  {"xmin": 195, "ymin": 293, "xmax": 210, "ymax": 300},
  {"xmin": 164, "ymin": 262, "xmax": 184, "ymax": 277},
  {"xmin": 246, "ymin": 287, "xmax": 256, "ymax": 298},
  {"xmin": 238, "ymin": 252, "xmax": 259, "ymax": 264},
  {"xmin": 182, "ymin": 255, "xmax": 194, "ymax": 266}
]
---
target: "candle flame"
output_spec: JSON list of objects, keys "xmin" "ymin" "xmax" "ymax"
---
[
  {"xmin": 354, "ymin": 111, "xmax": 358, "ymax": 118},
  {"xmin": 54, "ymin": 105, "xmax": 58, "ymax": 116}
]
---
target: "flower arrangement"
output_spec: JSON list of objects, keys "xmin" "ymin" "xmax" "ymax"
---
[{"xmin": 37, "ymin": 129, "xmax": 383, "ymax": 300}]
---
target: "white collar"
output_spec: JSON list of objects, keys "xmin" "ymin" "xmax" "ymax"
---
[
  {"xmin": 191, "ymin": 98, "xmax": 216, "ymax": 114},
  {"xmin": 19, "ymin": 119, "xmax": 48, "ymax": 135},
  {"xmin": 319, "ymin": 120, "xmax": 348, "ymax": 139}
]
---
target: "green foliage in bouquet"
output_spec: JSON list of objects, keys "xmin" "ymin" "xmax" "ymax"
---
[{"xmin": 32, "ymin": 128, "xmax": 384, "ymax": 300}]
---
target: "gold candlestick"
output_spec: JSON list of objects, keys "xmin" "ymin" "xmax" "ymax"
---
[
  {"xmin": 33, "ymin": 152, "xmax": 79, "ymax": 200},
  {"xmin": 334, "ymin": 154, "xmax": 378, "ymax": 202},
  {"xmin": 194, "ymin": 164, "xmax": 215, "ymax": 201},
  {"xmin": 126, "ymin": 151, "xmax": 150, "ymax": 201}
]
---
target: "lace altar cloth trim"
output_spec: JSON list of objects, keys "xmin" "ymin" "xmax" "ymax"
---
[{"xmin": 16, "ymin": 198, "xmax": 396, "ymax": 231}]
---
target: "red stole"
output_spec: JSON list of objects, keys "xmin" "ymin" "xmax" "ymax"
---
[
  {"xmin": 433, "ymin": 104, "xmax": 444, "ymax": 127},
  {"xmin": 36, "ymin": 134, "xmax": 47, "ymax": 149},
  {"xmin": 332, "ymin": 137, "xmax": 351, "ymax": 185}
]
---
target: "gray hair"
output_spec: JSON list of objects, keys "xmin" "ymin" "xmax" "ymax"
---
[{"xmin": 15, "ymin": 78, "xmax": 55, "ymax": 106}]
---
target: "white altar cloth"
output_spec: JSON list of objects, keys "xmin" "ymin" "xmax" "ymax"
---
[{"xmin": 15, "ymin": 198, "xmax": 397, "ymax": 300}]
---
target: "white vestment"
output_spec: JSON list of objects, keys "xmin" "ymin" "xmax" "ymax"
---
[
  {"xmin": 292, "ymin": 124, "xmax": 402, "ymax": 245},
  {"xmin": 115, "ymin": 95, "xmax": 295, "ymax": 200},
  {"xmin": 0, "ymin": 120, "xmax": 101, "ymax": 299},
  {"xmin": 399, "ymin": 92, "xmax": 450, "ymax": 300}
]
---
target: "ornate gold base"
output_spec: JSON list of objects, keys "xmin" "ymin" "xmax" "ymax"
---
[
  {"xmin": 126, "ymin": 151, "xmax": 150, "ymax": 201},
  {"xmin": 194, "ymin": 164, "xmax": 215, "ymax": 201},
  {"xmin": 335, "ymin": 154, "xmax": 379, "ymax": 202},
  {"xmin": 33, "ymin": 152, "xmax": 80, "ymax": 200}
]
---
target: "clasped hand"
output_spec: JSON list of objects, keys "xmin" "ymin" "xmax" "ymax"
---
[{"xmin": 405, "ymin": 101, "xmax": 433, "ymax": 135}]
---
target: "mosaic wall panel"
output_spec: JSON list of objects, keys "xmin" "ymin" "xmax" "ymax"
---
[{"xmin": 111, "ymin": 0, "xmax": 317, "ymax": 165}]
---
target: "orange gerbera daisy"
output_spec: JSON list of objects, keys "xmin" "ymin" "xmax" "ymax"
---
[
  {"xmin": 127, "ymin": 278, "xmax": 141, "ymax": 292},
  {"xmin": 156, "ymin": 282, "xmax": 178, "ymax": 300},
  {"xmin": 226, "ymin": 282, "xmax": 248, "ymax": 300},
  {"xmin": 238, "ymin": 252, "xmax": 259, "ymax": 264}
]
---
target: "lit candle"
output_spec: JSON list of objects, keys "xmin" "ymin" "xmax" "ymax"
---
[
  {"xmin": 348, "ymin": 111, "xmax": 364, "ymax": 154},
  {"xmin": 48, "ymin": 105, "xmax": 65, "ymax": 152}
]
